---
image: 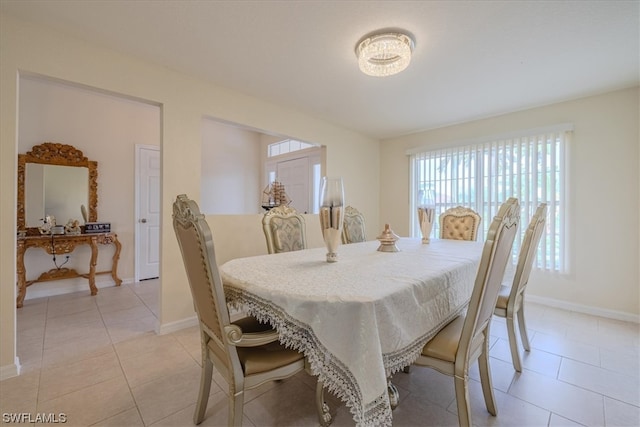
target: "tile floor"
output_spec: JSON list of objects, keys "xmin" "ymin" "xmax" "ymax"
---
[{"xmin": 1, "ymin": 279, "xmax": 638, "ymax": 426}]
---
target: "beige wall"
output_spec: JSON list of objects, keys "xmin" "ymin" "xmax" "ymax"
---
[
  {"xmin": 201, "ymin": 119, "xmax": 262, "ymax": 215},
  {"xmin": 0, "ymin": 14, "xmax": 380, "ymax": 378},
  {"xmin": 380, "ymin": 87, "xmax": 640, "ymax": 319}
]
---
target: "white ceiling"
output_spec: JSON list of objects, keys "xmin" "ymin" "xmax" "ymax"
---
[{"xmin": 2, "ymin": 0, "xmax": 638, "ymax": 139}]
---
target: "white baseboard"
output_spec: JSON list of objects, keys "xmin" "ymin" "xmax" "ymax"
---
[
  {"xmin": 527, "ymin": 295, "xmax": 640, "ymax": 324},
  {"xmin": 0, "ymin": 357, "xmax": 21, "ymax": 381},
  {"xmin": 23, "ymin": 277, "xmax": 134, "ymax": 301},
  {"xmin": 157, "ymin": 315, "xmax": 198, "ymax": 335}
]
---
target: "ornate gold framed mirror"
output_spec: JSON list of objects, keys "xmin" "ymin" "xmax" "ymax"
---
[{"xmin": 17, "ymin": 142, "xmax": 98, "ymax": 236}]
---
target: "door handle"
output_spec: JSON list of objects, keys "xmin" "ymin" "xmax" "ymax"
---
[{"xmin": 139, "ymin": 218, "xmax": 147, "ymax": 223}]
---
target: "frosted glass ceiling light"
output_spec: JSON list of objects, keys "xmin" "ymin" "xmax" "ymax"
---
[{"xmin": 356, "ymin": 31, "xmax": 415, "ymax": 77}]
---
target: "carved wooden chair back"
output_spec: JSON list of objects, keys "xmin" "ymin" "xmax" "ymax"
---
[
  {"xmin": 494, "ymin": 202, "xmax": 547, "ymax": 372},
  {"xmin": 439, "ymin": 206, "xmax": 482, "ymax": 241},
  {"xmin": 262, "ymin": 204, "xmax": 307, "ymax": 254},
  {"xmin": 342, "ymin": 206, "xmax": 367, "ymax": 244}
]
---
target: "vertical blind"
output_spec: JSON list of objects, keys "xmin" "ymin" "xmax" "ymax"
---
[{"xmin": 409, "ymin": 125, "xmax": 571, "ymax": 273}]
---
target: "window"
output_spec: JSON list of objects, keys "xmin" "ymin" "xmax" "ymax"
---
[
  {"xmin": 267, "ymin": 139, "xmax": 315, "ymax": 157},
  {"xmin": 409, "ymin": 124, "xmax": 571, "ymax": 273}
]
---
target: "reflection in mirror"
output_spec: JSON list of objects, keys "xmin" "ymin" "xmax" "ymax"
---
[
  {"xmin": 201, "ymin": 117, "xmax": 326, "ymax": 215},
  {"xmin": 25, "ymin": 164, "xmax": 88, "ymax": 227}
]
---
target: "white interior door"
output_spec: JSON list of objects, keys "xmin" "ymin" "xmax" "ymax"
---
[
  {"xmin": 277, "ymin": 157, "xmax": 310, "ymax": 213},
  {"xmin": 135, "ymin": 145, "xmax": 160, "ymax": 281}
]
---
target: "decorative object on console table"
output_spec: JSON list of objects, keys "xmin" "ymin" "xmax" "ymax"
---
[
  {"xmin": 65, "ymin": 219, "xmax": 82, "ymax": 235},
  {"xmin": 51, "ymin": 225, "xmax": 65, "ymax": 235},
  {"xmin": 84, "ymin": 222, "xmax": 111, "ymax": 233},
  {"xmin": 319, "ymin": 177, "xmax": 344, "ymax": 262},
  {"xmin": 261, "ymin": 180, "xmax": 291, "ymax": 211},
  {"xmin": 376, "ymin": 223, "xmax": 400, "ymax": 252},
  {"xmin": 38, "ymin": 215, "xmax": 56, "ymax": 235}
]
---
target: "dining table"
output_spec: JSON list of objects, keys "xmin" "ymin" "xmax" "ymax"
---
[{"xmin": 220, "ymin": 237, "xmax": 484, "ymax": 427}]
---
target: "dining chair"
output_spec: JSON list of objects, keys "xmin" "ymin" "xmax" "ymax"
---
[
  {"xmin": 439, "ymin": 206, "xmax": 482, "ymax": 241},
  {"xmin": 342, "ymin": 205, "xmax": 367, "ymax": 244},
  {"xmin": 172, "ymin": 195, "xmax": 329, "ymax": 426},
  {"xmin": 494, "ymin": 202, "xmax": 547, "ymax": 372},
  {"xmin": 262, "ymin": 204, "xmax": 307, "ymax": 254},
  {"xmin": 411, "ymin": 197, "xmax": 520, "ymax": 427}
]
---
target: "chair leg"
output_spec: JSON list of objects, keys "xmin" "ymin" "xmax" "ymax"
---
[
  {"xmin": 228, "ymin": 389, "xmax": 244, "ymax": 427},
  {"xmin": 517, "ymin": 306, "xmax": 531, "ymax": 351},
  {"xmin": 194, "ymin": 356, "xmax": 213, "ymax": 425},
  {"xmin": 478, "ymin": 343, "xmax": 497, "ymax": 416},
  {"xmin": 315, "ymin": 380, "xmax": 332, "ymax": 426},
  {"xmin": 453, "ymin": 374, "xmax": 472, "ymax": 427},
  {"xmin": 506, "ymin": 315, "xmax": 523, "ymax": 372}
]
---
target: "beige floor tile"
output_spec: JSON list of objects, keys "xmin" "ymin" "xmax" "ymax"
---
[
  {"xmin": 101, "ymin": 303, "xmax": 155, "ymax": 326},
  {"xmin": 508, "ymin": 369, "xmax": 605, "ymax": 426},
  {"xmin": 604, "ymin": 396, "xmax": 640, "ymax": 426},
  {"xmin": 548, "ymin": 413, "xmax": 584, "ymax": 426},
  {"xmin": 36, "ymin": 376, "xmax": 136, "ymax": 427},
  {"xmin": 38, "ymin": 350, "xmax": 122, "ymax": 403},
  {"xmin": 131, "ymin": 364, "xmax": 209, "ymax": 426},
  {"xmin": 467, "ymin": 381, "xmax": 551, "ymax": 427},
  {"xmin": 600, "ymin": 345, "xmax": 640, "ymax": 377},
  {"xmin": 105, "ymin": 313, "xmax": 158, "ymax": 344},
  {"xmin": 531, "ymin": 331, "xmax": 600, "ymax": 366},
  {"xmin": 389, "ymin": 367, "xmax": 456, "ymax": 410},
  {"xmin": 91, "ymin": 407, "xmax": 145, "ymax": 426},
  {"xmin": 149, "ymin": 394, "xmax": 255, "ymax": 427},
  {"xmin": 114, "ymin": 331, "xmax": 179, "ymax": 361},
  {"xmin": 559, "ymin": 358, "xmax": 640, "ymax": 406},
  {"xmin": 389, "ymin": 393, "xmax": 460, "ymax": 427},
  {"xmin": 0, "ymin": 370, "xmax": 39, "ymax": 416},
  {"xmin": 170, "ymin": 326, "xmax": 202, "ymax": 362},
  {"xmin": 242, "ymin": 376, "xmax": 321, "ymax": 427},
  {"xmin": 46, "ymin": 294, "xmax": 98, "ymax": 319},
  {"xmin": 490, "ymin": 337, "xmax": 562, "ymax": 378},
  {"xmin": 41, "ymin": 331, "xmax": 113, "ymax": 369},
  {"xmin": 119, "ymin": 341, "xmax": 200, "ymax": 388}
]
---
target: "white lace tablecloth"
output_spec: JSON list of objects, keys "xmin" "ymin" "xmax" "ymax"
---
[{"xmin": 221, "ymin": 238, "xmax": 483, "ymax": 426}]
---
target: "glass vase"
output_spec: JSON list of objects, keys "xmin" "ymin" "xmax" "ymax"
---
[
  {"xmin": 418, "ymin": 189, "xmax": 435, "ymax": 244},
  {"xmin": 319, "ymin": 177, "xmax": 344, "ymax": 262}
]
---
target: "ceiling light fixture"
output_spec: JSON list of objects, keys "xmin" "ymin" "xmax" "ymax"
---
[{"xmin": 356, "ymin": 31, "xmax": 415, "ymax": 77}]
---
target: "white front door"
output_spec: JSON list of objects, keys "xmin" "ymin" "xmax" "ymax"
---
[
  {"xmin": 277, "ymin": 157, "xmax": 310, "ymax": 213},
  {"xmin": 135, "ymin": 145, "xmax": 160, "ymax": 281}
]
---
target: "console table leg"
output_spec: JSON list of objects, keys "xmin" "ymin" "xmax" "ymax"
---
[
  {"xmin": 89, "ymin": 236, "xmax": 99, "ymax": 295},
  {"xmin": 111, "ymin": 236, "xmax": 122, "ymax": 286},
  {"xmin": 16, "ymin": 240, "xmax": 26, "ymax": 308}
]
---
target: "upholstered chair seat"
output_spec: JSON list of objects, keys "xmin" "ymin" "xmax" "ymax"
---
[{"xmin": 439, "ymin": 206, "xmax": 481, "ymax": 241}]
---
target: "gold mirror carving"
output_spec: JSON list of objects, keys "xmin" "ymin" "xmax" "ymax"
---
[{"xmin": 17, "ymin": 142, "xmax": 98, "ymax": 236}]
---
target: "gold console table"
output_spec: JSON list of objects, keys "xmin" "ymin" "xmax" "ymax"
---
[{"xmin": 16, "ymin": 232, "xmax": 122, "ymax": 308}]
